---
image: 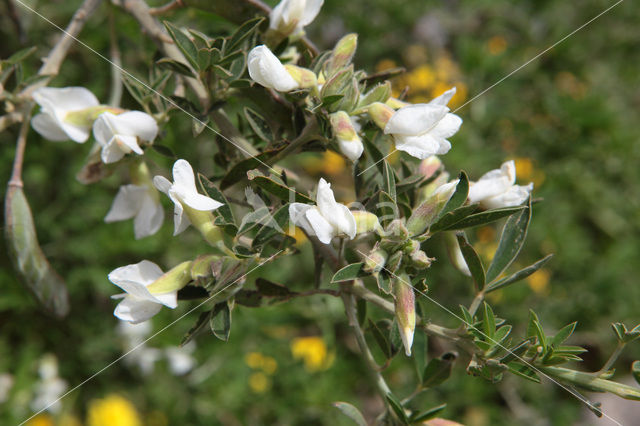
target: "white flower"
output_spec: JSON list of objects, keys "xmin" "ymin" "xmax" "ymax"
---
[
  {"xmin": 330, "ymin": 111, "xmax": 364, "ymax": 162},
  {"xmin": 289, "ymin": 178, "xmax": 356, "ymax": 244},
  {"xmin": 105, "ymin": 184, "xmax": 164, "ymax": 239},
  {"xmin": 248, "ymin": 45, "xmax": 299, "ymax": 92},
  {"xmin": 153, "ymin": 159, "xmax": 223, "ymax": 235},
  {"xmin": 165, "ymin": 343, "xmax": 196, "ymax": 375},
  {"xmin": 0, "ymin": 373, "xmax": 14, "ymax": 404},
  {"xmin": 31, "ymin": 87, "xmax": 100, "ymax": 143},
  {"xmin": 31, "ymin": 355, "xmax": 67, "ymax": 414},
  {"xmin": 269, "ymin": 0, "xmax": 323, "ymax": 36},
  {"xmin": 109, "ymin": 260, "xmax": 178, "ymax": 324},
  {"xmin": 117, "ymin": 321, "xmax": 161, "ymax": 375},
  {"xmin": 93, "ymin": 111, "xmax": 158, "ymax": 164},
  {"xmin": 468, "ymin": 160, "xmax": 533, "ymax": 209},
  {"xmin": 384, "ymin": 87, "xmax": 462, "ymax": 159}
]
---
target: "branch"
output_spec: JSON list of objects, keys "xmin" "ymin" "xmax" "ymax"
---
[
  {"xmin": 108, "ymin": 6, "xmax": 123, "ymax": 107},
  {"xmin": 149, "ymin": 0, "xmax": 185, "ymax": 15},
  {"xmin": 9, "ymin": 104, "xmax": 33, "ymax": 187}
]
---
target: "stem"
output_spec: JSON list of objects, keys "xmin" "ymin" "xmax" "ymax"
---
[
  {"xmin": 149, "ymin": 0, "xmax": 184, "ymax": 15},
  {"xmin": 266, "ymin": 119, "xmax": 319, "ymax": 165},
  {"xmin": 600, "ymin": 342, "xmax": 626, "ymax": 373},
  {"xmin": 108, "ymin": 6, "xmax": 123, "ymax": 107},
  {"xmin": 342, "ymin": 292, "xmax": 391, "ymax": 396},
  {"xmin": 209, "ymin": 109, "xmax": 259, "ymax": 157},
  {"xmin": 8, "ymin": 104, "xmax": 33, "ymax": 187},
  {"xmin": 20, "ymin": 0, "xmax": 103, "ymax": 97},
  {"xmin": 468, "ymin": 291, "xmax": 485, "ymax": 317}
]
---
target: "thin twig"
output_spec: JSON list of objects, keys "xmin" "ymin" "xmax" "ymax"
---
[
  {"xmin": 149, "ymin": 0, "xmax": 184, "ymax": 15},
  {"xmin": 8, "ymin": 104, "xmax": 33, "ymax": 187},
  {"xmin": 108, "ymin": 6, "xmax": 123, "ymax": 107}
]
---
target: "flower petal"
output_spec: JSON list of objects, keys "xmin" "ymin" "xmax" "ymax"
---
[
  {"xmin": 92, "ymin": 113, "xmax": 115, "ymax": 146},
  {"xmin": 100, "ymin": 139, "xmax": 127, "ymax": 164},
  {"xmin": 60, "ymin": 122, "xmax": 91, "ymax": 143},
  {"xmin": 315, "ymin": 178, "xmax": 339, "ymax": 217},
  {"xmin": 32, "ymin": 87, "xmax": 99, "ymax": 112},
  {"xmin": 110, "ymin": 110, "xmax": 159, "ymax": 142},
  {"xmin": 31, "ymin": 113, "xmax": 69, "ymax": 141},
  {"xmin": 152, "ymin": 291, "xmax": 178, "ymax": 309},
  {"xmin": 482, "ymin": 183, "xmax": 533, "ymax": 209},
  {"xmin": 171, "ymin": 193, "xmax": 190, "ymax": 235},
  {"xmin": 305, "ymin": 207, "xmax": 335, "ymax": 244},
  {"xmin": 172, "ymin": 159, "xmax": 197, "ymax": 194},
  {"xmin": 430, "ymin": 113, "xmax": 462, "ymax": 140},
  {"xmin": 108, "ymin": 260, "xmax": 164, "ymax": 288},
  {"xmin": 133, "ymin": 194, "xmax": 164, "ymax": 239},
  {"xmin": 338, "ymin": 138, "xmax": 364, "ymax": 162},
  {"xmin": 429, "ymin": 87, "xmax": 456, "ymax": 106},
  {"xmin": 300, "ymin": 0, "xmax": 324, "ymax": 27},
  {"xmin": 289, "ymin": 203, "xmax": 315, "ymax": 236},
  {"xmin": 105, "ymin": 185, "xmax": 146, "ymax": 223},
  {"xmin": 327, "ymin": 203, "xmax": 356, "ymax": 240},
  {"xmin": 114, "ymin": 297, "xmax": 163, "ymax": 323},
  {"xmin": 153, "ymin": 176, "xmax": 172, "ymax": 194},
  {"xmin": 248, "ymin": 45, "xmax": 299, "ymax": 92},
  {"xmin": 384, "ymin": 104, "xmax": 448, "ymax": 136},
  {"xmin": 394, "ymin": 134, "xmax": 442, "ymax": 159},
  {"xmin": 181, "ymin": 192, "xmax": 223, "ymax": 211}
]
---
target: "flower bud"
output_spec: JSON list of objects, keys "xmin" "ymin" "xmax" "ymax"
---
[
  {"xmin": 358, "ymin": 81, "xmax": 391, "ymax": 108},
  {"xmin": 190, "ymin": 255, "xmax": 218, "ymax": 281},
  {"xmin": 406, "ymin": 180, "xmax": 459, "ymax": 236},
  {"xmin": 385, "ymin": 97, "xmax": 410, "ymax": 109},
  {"xmin": 146, "ymin": 261, "xmax": 193, "ymax": 294},
  {"xmin": 418, "ymin": 156, "xmax": 442, "ymax": 179},
  {"xmin": 352, "ymin": 210, "xmax": 383, "ymax": 235},
  {"xmin": 445, "ymin": 232, "xmax": 471, "ymax": 276},
  {"xmin": 393, "ymin": 272, "xmax": 416, "ymax": 356},
  {"xmin": 403, "ymin": 239, "xmax": 420, "ymax": 255},
  {"xmin": 367, "ymin": 102, "xmax": 395, "ymax": 129},
  {"xmin": 385, "ymin": 219, "xmax": 409, "ymax": 242},
  {"xmin": 326, "ymin": 33, "xmax": 357, "ymax": 76},
  {"xmin": 386, "ymin": 250, "xmax": 403, "ymax": 273},
  {"xmin": 364, "ymin": 246, "xmax": 388, "ymax": 274},
  {"xmin": 329, "ymin": 111, "xmax": 364, "ymax": 162},
  {"xmin": 321, "ymin": 67, "xmax": 359, "ymax": 112},
  {"xmin": 410, "ymin": 249, "xmax": 434, "ymax": 269},
  {"xmin": 283, "ymin": 64, "xmax": 317, "ymax": 89}
]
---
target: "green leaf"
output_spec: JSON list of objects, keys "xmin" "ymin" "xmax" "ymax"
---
[
  {"xmin": 255, "ymin": 278, "xmax": 293, "ymax": 297},
  {"xmin": 485, "ymin": 198, "xmax": 532, "ymax": 283},
  {"xmin": 413, "ymin": 331, "xmax": 428, "ymax": 383},
  {"xmin": 155, "ymin": 57, "xmax": 194, "ymax": 76},
  {"xmin": 482, "ymin": 302, "xmax": 496, "ymax": 340},
  {"xmin": 243, "ymin": 107, "xmax": 273, "ymax": 142},
  {"xmin": 369, "ymin": 319, "xmax": 392, "ymax": 359},
  {"xmin": 409, "ymin": 404, "xmax": 447, "ymax": 423},
  {"xmin": 151, "ymin": 144, "xmax": 176, "ymax": 158},
  {"xmin": 226, "ymin": 17, "xmax": 264, "ymax": 53},
  {"xmin": 332, "ymin": 402, "xmax": 367, "ymax": 426},
  {"xmin": 422, "ymin": 353, "xmax": 455, "ymax": 387},
  {"xmin": 632, "ymin": 361, "xmax": 640, "ymax": 386},
  {"xmin": 163, "ymin": 21, "xmax": 199, "ymax": 70},
  {"xmin": 377, "ymin": 191, "xmax": 398, "ymax": 225},
  {"xmin": 358, "ymin": 81, "xmax": 391, "ymax": 107},
  {"xmin": 7, "ymin": 46, "xmax": 37, "ymax": 64},
  {"xmin": 612, "ymin": 322, "xmax": 627, "ymax": 342},
  {"xmin": 455, "ymin": 231, "xmax": 485, "ymax": 291},
  {"xmin": 198, "ymin": 173, "xmax": 235, "ymax": 225},
  {"xmin": 383, "ymin": 161, "xmax": 397, "ymax": 204},
  {"xmin": 181, "ymin": 310, "xmax": 212, "ymax": 345},
  {"xmin": 459, "ymin": 305, "xmax": 475, "ymax": 327},
  {"xmin": 429, "ymin": 204, "xmax": 478, "ymax": 233},
  {"xmin": 331, "ymin": 263, "xmax": 367, "ymax": 283},
  {"xmin": 210, "ymin": 302, "xmax": 232, "ymax": 341},
  {"xmin": 376, "ymin": 270, "xmax": 392, "ymax": 294},
  {"xmin": 436, "ymin": 171, "xmax": 468, "ymax": 219},
  {"xmin": 551, "ymin": 322, "xmax": 577, "ymax": 346},
  {"xmin": 5, "ymin": 186, "xmax": 69, "ymax": 318},
  {"xmin": 485, "ymin": 254, "xmax": 554, "ymax": 293},
  {"xmin": 252, "ymin": 203, "xmax": 290, "ymax": 247},
  {"xmin": 527, "ymin": 310, "xmax": 547, "ymax": 350},
  {"xmin": 443, "ymin": 206, "xmax": 526, "ymax": 230},
  {"xmin": 321, "ymin": 94, "xmax": 344, "ymax": 108},
  {"xmin": 247, "ymin": 170, "xmax": 313, "ymax": 203},
  {"xmin": 219, "ymin": 150, "xmax": 276, "ymax": 189},
  {"xmin": 507, "ymin": 362, "xmax": 541, "ymax": 383},
  {"xmin": 385, "ymin": 393, "xmax": 409, "ymax": 424}
]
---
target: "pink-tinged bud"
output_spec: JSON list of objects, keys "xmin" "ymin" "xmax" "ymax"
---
[
  {"xmin": 418, "ymin": 156, "xmax": 442, "ymax": 179},
  {"xmin": 146, "ymin": 260, "xmax": 193, "ymax": 294},
  {"xmin": 385, "ymin": 219, "xmax": 409, "ymax": 242},
  {"xmin": 326, "ymin": 33, "xmax": 358, "ymax": 76},
  {"xmin": 321, "ymin": 67, "xmax": 359, "ymax": 112},
  {"xmin": 329, "ymin": 111, "xmax": 364, "ymax": 162},
  {"xmin": 403, "ymin": 239, "xmax": 420, "ymax": 255},
  {"xmin": 394, "ymin": 273, "xmax": 416, "ymax": 356},
  {"xmin": 407, "ymin": 180, "xmax": 459, "ymax": 236},
  {"xmin": 368, "ymin": 102, "xmax": 395, "ymax": 129},
  {"xmin": 386, "ymin": 250, "xmax": 403, "ymax": 273},
  {"xmin": 410, "ymin": 249, "xmax": 433, "ymax": 269},
  {"xmin": 283, "ymin": 64, "xmax": 317, "ymax": 89},
  {"xmin": 364, "ymin": 246, "xmax": 388, "ymax": 273}
]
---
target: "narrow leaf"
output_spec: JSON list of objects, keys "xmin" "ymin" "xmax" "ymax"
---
[
  {"xmin": 243, "ymin": 107, "xmax": 273, "ymax": 142},
  {"xmin": 198, "ymin": 173, "xmax": 235, "ymax": 224},
  {"xmin": 163, "ymin": 21, "xmax": 199, "ymax": 70},
  {"xmin": 210, "ymin": 302, "xmax": 232, "ymax": 341},
  {"xmin": 383, "ymin": 160, "xmax": 397, "ymax": 204},
  {"xmin": 385, "ymin": 393, "xmax": 409, "ymax": 424},
  {"xmin": 485, "ymin": 254, "xmax": 553, "ymax": 293},
  {"xmin": 436, "ymin": 171, "xmax": 468, "ymax": 219},
  {"xmin": 455, "ymin": 231, "xmax": 485, "ymax": 291},
  {"xmin": 443, "ymin": 206, "xmax": 526, "ymax": 230},
  {"xmin": 331, "ymin": 263, "xmax": 367, "ymax": 283},
  {"xmin": 409, "ymin": 404, "xmax": 447, "ymax": 423},
  {"xmin": 333, "ymin": 402, "xmax": 367, "ymax": 426},
  {"xmin": 247, "ymin": 170, "xmax": 313, "ymax": 203}
]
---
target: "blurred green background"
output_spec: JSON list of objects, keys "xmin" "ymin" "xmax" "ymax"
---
[{"xmin": 1, "ymin": 0, "xmax": 639, "ymax": 424}]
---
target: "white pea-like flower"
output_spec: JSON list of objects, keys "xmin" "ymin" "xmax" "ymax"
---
[
  {"xmin": 269, "ymin": 0, "xmax": 324, "ymax": 37},
  {"xmin": 109, "ymin": 260, "xmax": 178, "ymax": 324},
  {"xmin": 153, "ymin": 159, "xmax": 223, "ymax": 235},
  {"xmin": 31, "ymin": 86, "xmax": 100, "ymax": 143},
  {"xmin": 248, "ymin": 45, "xmax": 299, "ymax": 92},
  {"xmin": 93, "ymin": 111, "xmax": 158, "ymax": 164},
  {"xmin": 289, "ymin": 178, "xmax": 356, "ymax": 244},
  {"xmin": 468, "ymin": 160, "xmax": 533, "ymax": 209},
  {"xmin": 384, "ymin": 88, "xmax": 462, "ymax": 159},
  {"xmin": 104, "ymin": 184, "xmax": 164, "ymax": 239}
]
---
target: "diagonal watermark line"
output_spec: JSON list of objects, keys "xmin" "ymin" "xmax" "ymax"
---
[
  {"xmin": 14, "ymin": 0, "xmax": 280, "ymax": 176},
  {"xmin": 357, "ymin": 249, "xmax": 623, "ymax": 426},
  {"xmin": 357, "ymin": 0, "xmax": 624, "ymax": 177},
  {"xmin": 19, "ymin": 251, "xmax": 283, "ymax": 426}
]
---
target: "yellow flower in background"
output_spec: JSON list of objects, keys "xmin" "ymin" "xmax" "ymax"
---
[
  {"xmin": 291, "ymin": 336, "xmax": 334, "ymax": 372},
  {"xmin": 406, "ymin": 65, "xmax": 435, "ymax": 91},
  {"xmin": 26, "ymin": 414, "xmax": 53, "ymax": 426},
  {"xmin": 487, "ymin": 36, "xmax": 508, "ymax": 55},
  {"xmin": 87, "ymin": 394, "xmax": 141, "ymax": 426},
  {"xmin": 245, "ymin": 352, "xmax": 264, "ymax": 369},
  {"xmin": 59, "ymin": 414, "xmax": 82, "ymax": 426},
  {"xmin": 301, "ymin": 151, "xmax": 346, "ymax": 176},
  {"xmin": 249, "ymin": 372, "xmax": 270, "ymax": 393},
  {"xmin": 527, "ymin": 269, "xmax": 551, "ymax": 295},
  {"xmin": 513, "ymin": 157, "xmax": 545, "ymax": 187},
  {"xmin": 476, "ymin": 226, "xmax": 495, "ymax": 244},
  {"xmin": 375, "ymin": 59, "xmax": 397, "ymax": 72},
  {"xmin": 244, "ymin": 352, "xmax": 278, "ymax": 374}
]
